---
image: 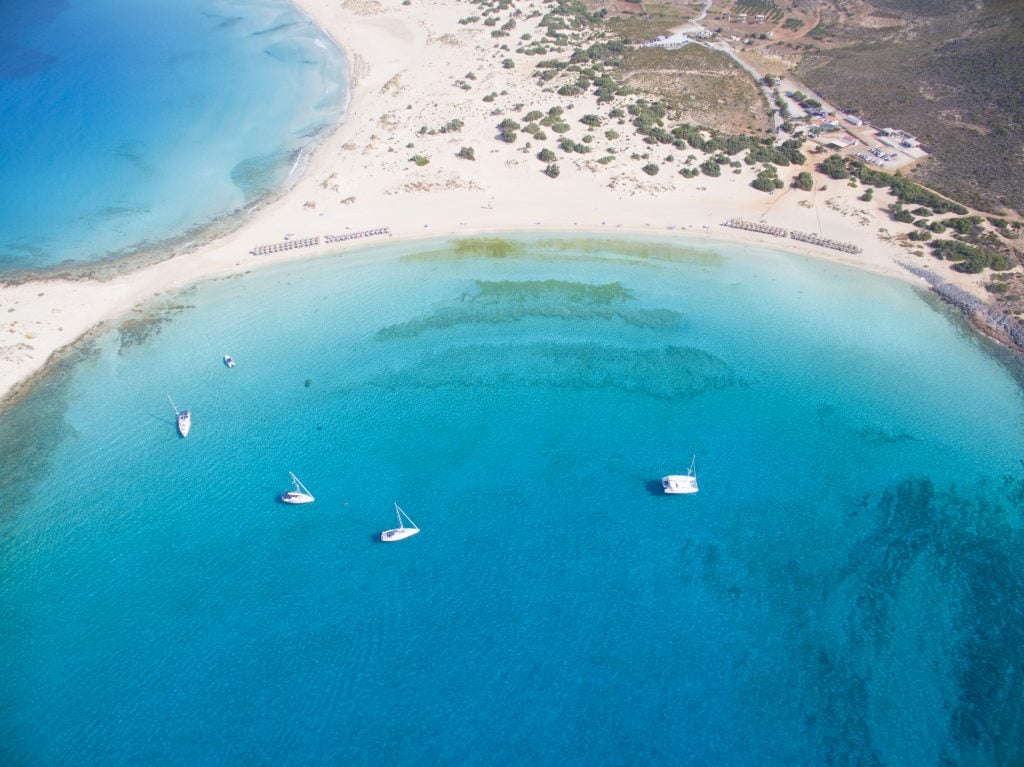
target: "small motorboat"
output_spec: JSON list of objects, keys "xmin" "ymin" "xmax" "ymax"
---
[
  {"xmin": 223, "ymin": 355, "xmax": 236, "ymax": 368},
  {"xmin": 663, "ymin": 456, "xmax": 698, "ymax": 495}
]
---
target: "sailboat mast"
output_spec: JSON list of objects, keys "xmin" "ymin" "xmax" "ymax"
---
[
  {"xmin": 396, "ymin": 504, "xmax": 417, "ymax": 530},
  {"xmin": 167, "ymin": 395, "xmax": 178, "ymax": 415},
  {"xmin": 395, "ymin": 503, "xmax": 404, "ymax": 529}
]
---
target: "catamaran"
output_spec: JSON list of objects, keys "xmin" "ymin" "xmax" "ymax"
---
[
  {"xmin": 381, "ymin": 503, "xmax": 420, "ymax": 542},
  {"xmin": 167, "ymin": 395, "xmax": 191, "ymax": 438},
  {"xmin": 223, "ymin": 354, "xmax": 236, "ymax": 368},
  {"xmin": 663, "ymin": 456, "xmax": 698, "ymax": 495},
  {"xmin": 280, "ymin": 472, "xmax": 315, "ymax": 505}
]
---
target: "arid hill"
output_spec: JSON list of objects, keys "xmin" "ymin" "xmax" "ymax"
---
[{"xmin": 793, "ymin": 0, "xmax": 1024, "ymax": 216}]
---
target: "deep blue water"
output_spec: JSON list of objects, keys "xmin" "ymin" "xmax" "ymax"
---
[
  {"xmin": 0, "ymin": 0, "xmax": 347, "ymax": 273},
  {"xmin": 1, "ymin": 236, "xmax": 1023, "ymax": 765}
]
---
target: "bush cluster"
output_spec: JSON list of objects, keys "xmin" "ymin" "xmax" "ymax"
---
[
  {"xmin": 700, "ymin": 159, "xmax": 721, "ymax": 177},
  {"xmin": 931, "ymin": 239, "xmax": 1014, "ymax": 273},
  {"xmin": 793, "ymin": 171, "xmax": 814, "ymax": 191},
  {"xmin": 752, "ymin": 165, "xmax": 784, "ymax": 193}
]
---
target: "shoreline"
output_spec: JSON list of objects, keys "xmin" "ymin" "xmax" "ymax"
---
[
  {"xmin": 0, "ymin": 2, "xmax": 352, "ymax": 287},
  {"xmin": 0, "ymin": 0, "xmax": 1015, "ymax": 411},
  {"xmin": 0, "ymin": 225, "xmax": 978, "ymax": 415}
]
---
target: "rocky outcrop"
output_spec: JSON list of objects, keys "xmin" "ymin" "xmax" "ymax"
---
[{"xmin": 900, "ymin": 262, "xmax": 1024, "ymax": 349}]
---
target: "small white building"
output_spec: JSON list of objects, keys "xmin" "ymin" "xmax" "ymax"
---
[{"xmin": 826, "ymin": 135, "xmax": 856, "ymax": 149}]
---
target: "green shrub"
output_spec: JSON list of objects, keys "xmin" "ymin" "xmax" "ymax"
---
[
  {"xmin": 931, "ymin": 239, "xmax": 1014, "ymax": 273},
  {"xmin": 945, "ymin": 215, "xmax": 984, "ymax": 234},
  {"xmin": 752, "ymin": 165, "xmax": 781, "ymax": 193},
  {"xmin": 700, "ymin": 159, "xmax": 721, "ymax": 177},
  {"xmin": 819, "ymin": 154, "xmax": 849, "ymax": 179},
  {"xmin": 793, "ymin": 171, "xmax": 813, "ymax": 191},
  {"xmin": 497, "ymin": 118, "xmax": 521, "ymax": 143}
]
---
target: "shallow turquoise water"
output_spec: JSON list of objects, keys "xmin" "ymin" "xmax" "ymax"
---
[
  {"xmin": 1, "ymin": 236, "xmax": 1022, "ymax": 764},
  {"xmin": 0, "ymin": 0, "xmax": 347, "ymax": 273}
]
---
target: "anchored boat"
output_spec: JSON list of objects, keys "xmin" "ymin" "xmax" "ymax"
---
[
  {"xmin": 280, "ymin": 472, "xmax": 315, "ymax": 505},
  {"xmin": 167, "ymin": 395, "xmax": 191, "ymax": 438},
  {"xmin": 662, "ymin": 456, "xmax": 698, "ymax": 495},
  {"xmin": 381, "ymin": 503, "xmax": 420, "ymax": 542}
]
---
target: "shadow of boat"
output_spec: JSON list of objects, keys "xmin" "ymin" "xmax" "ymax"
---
[{"xmin": 644, "ymin": 479, "xmax": 666, "ymax": 496}]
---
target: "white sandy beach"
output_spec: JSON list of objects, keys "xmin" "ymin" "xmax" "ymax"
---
[{"xmin": 0, "ymin": 0, "xmax": 990, "ymax": 405}]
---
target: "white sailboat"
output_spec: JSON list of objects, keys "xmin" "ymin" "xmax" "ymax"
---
[
  {"xmin": 381, "ymin": 503, "xmax": 420, "ymax": 542},
  {"xmin": 280, "ymin": 472, "xmax": 315, "ymax": 505},
  {"xmin": 663, "ymin": 456, "xmax": 698, "ymax": 495},
  {"xmin": 167, "ymin": 395, "xmax": 191, "ymax": 438}
]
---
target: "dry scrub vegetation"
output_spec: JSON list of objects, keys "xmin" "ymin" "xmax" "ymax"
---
[
  {"xmin": 622, "ymin": 47, "xmax": 772, "ymax": 135},
  {"xmin": 788, "ymin": 0, "xmax": 1024, "ymax": 216}
]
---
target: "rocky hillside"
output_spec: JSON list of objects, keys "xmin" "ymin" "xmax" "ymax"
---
[{"xmin": 795, "ymin": 0, "xmax": 1024, "ymax": 216}]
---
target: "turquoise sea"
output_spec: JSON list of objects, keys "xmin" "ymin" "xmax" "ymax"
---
[
  {"xmin": 1, "ymin": 236, "xmax": 1022, "ymax": 765},
  {"xmin": 0, "ymin": 0, "xmax": 347, "ymax": 273}
]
